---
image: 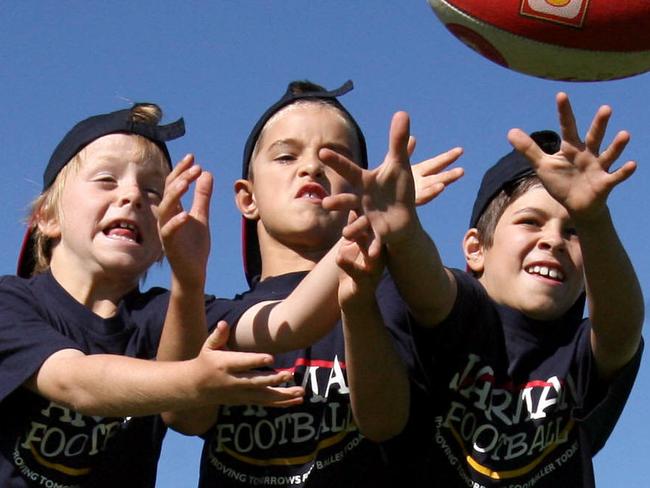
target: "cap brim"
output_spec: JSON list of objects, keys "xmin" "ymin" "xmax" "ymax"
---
[
  {"xmin": 17, "ymin": 227, "xmax": 37, "ymax": 278},
  {"xmin": 242, "ymin": 217, "xmax": 261, "ymax": 286}
]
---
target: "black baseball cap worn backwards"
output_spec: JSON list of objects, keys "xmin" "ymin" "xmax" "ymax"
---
[
  {"xmin": 17, "ymin": 103, "xmax": 185, "ymax": 278},
  {"xmin": 469, "ymin": 130, "xmax": 561, "ymax": 229},
  {"xmin": 241, "ymin": 80, "xmax": 368, "ymax": 286}
]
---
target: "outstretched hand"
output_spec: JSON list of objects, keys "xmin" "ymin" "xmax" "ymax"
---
[
  {"xmin": 321, "ymin": 112, "xmax": 418, "ymax": 257},
  {"xmin": 192, "ymin": 322, "xmax": 304, "ymax": 407},
  {"xmin": 508, "ymin": 92, "xmax": 636, "ymax": 221},
  {"xmin": 158, "ymin": 154, "xmax": 213, "ymax": 286}
]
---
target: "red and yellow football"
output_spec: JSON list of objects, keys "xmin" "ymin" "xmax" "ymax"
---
[{"xmin": 428, "ymin": 0, "xmax": 650, "ymax": 81}]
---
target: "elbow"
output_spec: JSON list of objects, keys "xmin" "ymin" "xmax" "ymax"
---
[
  {"xmin": 358, "ymin": 417, "xmax": 408, "ymax": 443},
  {"xmin": 356, "ymin": 406, "xmax": 409, "ymax": 443},
  {"xmin": 161, "ymin": 409, "xmax": 218, "ymax": 437}
]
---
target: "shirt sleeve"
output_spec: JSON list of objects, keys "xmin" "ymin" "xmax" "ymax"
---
[
  {"xmin": 0, "ymin": 276, "xmax": 79, "ymax": 401},
  {"xmin": 580, "ymin": 337, "xmax": 643, "ymax": 454}
]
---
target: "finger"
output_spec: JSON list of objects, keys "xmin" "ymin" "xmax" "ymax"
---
[
  {"xmin": 507, "ymin": 128, "xmax": 546, "ymax": 171},
  {"xmin": 204, "ymin": 321, "xmax": 230, "ymax": 351},
  {"xmin": 412, "ymin": 147, "xmax": 464, "ymax": 177},
  {"xmin": 556, "ymin": 92, "xmax": 581, "ymax": 144},
  {"xmin": 166, "ymin": 154, "xmax": 195, "ymax": 186},
  {"xmin": 159, "ymin": 167, "xmax": 201, "ymax": 221},
  {"xmin": 387, "ymin": 111, "xmax": 411, "ymax": 171},
  {"xmin": 322, "ymin": 193, "xmax": 360, "ymax": 212},
  {"xmin": 600, "ymin": 130, "xmax": 631, "ymax": 170},
  {"xmin": 238, "ymin": 368, "xmax": 296, "ymax": 386},
  {"xmin": 235, "ymin": 386, "xmax": 305, "ymax": 407},
  {"xmin": 606, "ymin": 160, "xmax": 637, "ymax": 189},
  {"xmin": 222, "ymin": 351, "xmax": 277, "ymax": 372},
  {"xmin": 367, "ymin": 231, "xmax": 383, "ymax": 259},
  {"xmin": 414, "ymin": 167, "xmax": 465, "ymax": 206},
  {"xmin": 407, "ymin": 136, "xmax": 417, "ymax": 158},
  {"xmin": 319, "ymin": 148, "xmax": 363, "ymax": 186},
  {"xmin": 415, "ymin": 182, "xmax": 445, "ymax": 206},
  {"xmin": 159, "ymin": 212, "xmax": 190, "ymax": 240},
  {"xmin": 341, "ymin": 214, "xmax": 371, "ymax": 241},
  {"xmin": 189, "ymin": 171, "xmax": 214, "ymax": 223},
  {"xmin": 585, "ymin": 105, "xmax": 612, "ymax": 155}
]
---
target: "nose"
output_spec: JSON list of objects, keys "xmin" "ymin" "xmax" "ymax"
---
[
  {"xmin": 298, "ymin": 158, "xmax": 325, "ymax": 179},
  {"xmin": 537, "ymin": 226, "xmax": 565, "ymax": 253},
  {"xmin": 117, "ymin": 183, "xmax": 143, "ymax": 208}
]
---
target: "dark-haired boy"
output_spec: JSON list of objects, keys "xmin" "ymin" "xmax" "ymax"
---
[
  {"xmin": 159, "ymin": 80, "xmax": 463, "ymax": 488},
  {"xmin": 323, "ymin": 93, "xmax": 643, "ymax": 486}
]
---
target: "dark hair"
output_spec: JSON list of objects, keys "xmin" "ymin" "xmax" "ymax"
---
[
  {"xmin": 475, "ymin": 174, "xmax": 542, "ymax": 249},
  {"xmin": 240, "ymin": 79, "xmax": 367, "ymax": 285}
]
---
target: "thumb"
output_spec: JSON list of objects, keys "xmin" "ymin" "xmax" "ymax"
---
[{"xmin": 203, "ymin": 321, "xmax": 229, "ymax": 351}]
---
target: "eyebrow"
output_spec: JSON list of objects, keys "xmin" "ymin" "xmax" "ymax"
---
[
  {"xmin": 266, "ymin": 139, "xmax": 355, "ymax": 160},
  {"xmin": 512, "ymin": 207, "xmax": 546, "ymax": 217}
]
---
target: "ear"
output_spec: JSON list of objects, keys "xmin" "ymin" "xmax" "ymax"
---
[
  {"xmin": 234, "ymin": 179, "xmax": 259, "ymax": 221},
  {"xmin": 463, "ymin": 228, "xmax": 484, "ymax": 274},
  {"xmin": 36, "ymin": 209, "xmax": 61, "ymax": 239}
]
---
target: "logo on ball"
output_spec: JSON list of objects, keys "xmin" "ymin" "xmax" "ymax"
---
[{"xmin": 521, "ymin": 0, "xmax": 589, "ymax": 27}]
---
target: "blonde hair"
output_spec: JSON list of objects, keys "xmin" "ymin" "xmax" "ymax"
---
[{"xmin": 28, "ymin": 104, "xmax": 168, "ymax": 276}]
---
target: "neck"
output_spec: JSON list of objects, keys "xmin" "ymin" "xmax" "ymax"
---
[
  {"xmin": 49, "ymin": 257, "xmax": 138, "ymax": 318},
  {"xmin": 258, "ymin": 236, "xmax": 330, "ymax": 281}
]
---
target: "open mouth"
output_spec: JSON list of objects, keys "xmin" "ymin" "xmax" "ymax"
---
[
  {"xmin": 525, "ymin": 264, "xmax": 565, "ymax": 282},
  {"xmin": 103, "ymin": 221, "xmax": 141, "ymax": 243},
  {"xmin": 295, "ymin": 183, "xmax": 328, "ymax": 201}
]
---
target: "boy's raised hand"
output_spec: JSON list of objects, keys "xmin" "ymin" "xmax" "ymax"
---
[
  {"xmin": 321, "ymin": 111, "xmax": 415, "ymax": 258},
  {"xmin": 158, "ymin": 154, "xmax": 213, "ymax": 286},
  {"xmin": 508, "ymin": 92, "xmax": 637, "ymax": 220},
  {"xmin": 321, "ymin": 112, "xmax": 464, "ymax": 257}
]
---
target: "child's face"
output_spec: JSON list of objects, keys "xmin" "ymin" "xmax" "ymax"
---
[
  {"xmin": 247, "ymin": 103, "xmax": 358, "ymax": 252},
  {"xmin": 44, "ymin": 133, "xmax": 168, "ymax": 282},
  {"xmin": 476, "ymin": 185, "xmax": 585, "ymax": 320}
]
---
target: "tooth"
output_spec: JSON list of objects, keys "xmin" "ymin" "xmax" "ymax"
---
[
  {"xmin": 558, "ymin": 271, "xmax": 565, "ymax": 281},
  {"xmin": 549, "ymin": 269, "xmax": 558, "ymax": 279},
  {"xmin": 540, "ymin": 266, "xmax": 549, "ymax": 276},
  {"xmin": 534, "ymin": 266, "xmax": 540, "ymax": 274}
]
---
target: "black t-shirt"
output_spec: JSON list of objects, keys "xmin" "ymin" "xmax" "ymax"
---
[
  {"xmin": 0, "ymin": 272, "xmax": 170, "ymax": 488},
  {"xmin": 198, "ymin": 272, "xmax": 401, "ymax": 488},
  {"xmin": 379, "ymin": 269, "xmax": 642, "ymax": 488}
]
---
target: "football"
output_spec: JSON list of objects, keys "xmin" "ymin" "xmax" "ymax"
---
[{"xmin": 428, "ymin": 0, "xmax": 650, "ymax": 81}]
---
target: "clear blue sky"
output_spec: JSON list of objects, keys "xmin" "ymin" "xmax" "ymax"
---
[{"xmin": 1, "ymin": 2, "xmax": 648, "ymax": 486}]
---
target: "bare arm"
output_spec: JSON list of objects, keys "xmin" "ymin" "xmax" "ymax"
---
[
  {"xmin": 229, "ymin": 240, "xmax": 343, "ymax": 353},
  {"xmin": 508, "ymin": 92, "xmax": 644, "ymax": 380},
  {"xmin": 157, "ymin": 154, "xmax": 212, "ymax": 362},
  {"xmin": 337, "ymin": 213, "xmax": 409, "ymax": 441},
  {"xmin": 230, "ymin": 132, "xmax": 466, "ymax": 351},
  {"xmin": 25, "ymin": 341, "xmax": 302, "ymax": 421},
  {"xmin": 321, "ymin": 112, "xmax": 461, "ymax": 327},
  {"xmin": 156, "ymin": 155, "xmax": 218, "ymax": 433}
]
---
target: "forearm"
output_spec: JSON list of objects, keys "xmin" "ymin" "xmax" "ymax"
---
[
  {"xmin": 29, "ymin": 350, "xmax": 208, "ymax": 417},
  {"xmin": 342, "ymin": 299, "xmax": 409, "ymax": 442},
  {"xmin": 386, "ymin": 222, "xmax": 456, "ymax": 327},
  {"xmin": 157, "ymin": 275, "xmax": 208, "ymax": 361},
  {"xmin": 232, "ymin": 241, "xmax": 343, "ymax": 353},
  {"xmin": 577, "ymin": 208, "xmax": 644, "ymax": 377}
]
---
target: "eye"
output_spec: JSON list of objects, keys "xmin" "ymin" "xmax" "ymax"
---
[
  {"xmin": 92, "ymin": 174, "xmax": 117, "ymax": 187},
  {"xmin": 562, "ymin": 226, "xmax": 578, "ymax": 238},
  {"xmin": 274, "ymin": 154, "xmax": 296, "ymax": 164},
  {"xmin": 145, "ymin": 187, "xmax": 163, "ymax": 201},
  {"xmin": 517, "ymin": 217, "xmax": 541, "ymax": 228}
]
